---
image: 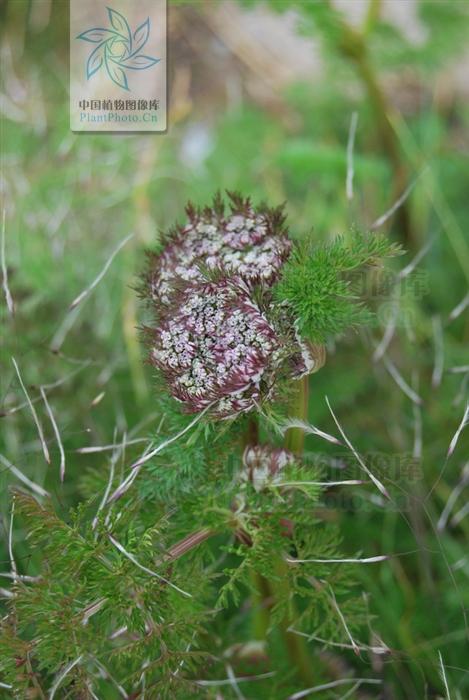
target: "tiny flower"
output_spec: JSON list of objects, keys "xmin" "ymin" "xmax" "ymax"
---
[
  {"xmin": 145, "ymin": 192, "xmax": 291, "ymax": 306},
  {"xmin": 241, "ymin": 444, "xmax": 296, "ymax": 492}
]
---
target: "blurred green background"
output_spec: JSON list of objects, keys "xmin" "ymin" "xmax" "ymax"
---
[{"xmin": 1, "ymin": 0, "xmax": 468, "ymax": 697}]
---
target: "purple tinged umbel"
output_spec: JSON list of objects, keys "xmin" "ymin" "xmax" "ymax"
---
[
  {"xmin": 146, "ymin": 192, "xmax": 291, "ymax": 305},
  {"xmin": 144, "ymin": 193, "xmax": 321, "ymax": 419}
]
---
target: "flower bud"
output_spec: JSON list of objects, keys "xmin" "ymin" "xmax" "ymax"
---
[{"xmin": 241, "ymin": 444, "xmax": 295, "ymax": 492}]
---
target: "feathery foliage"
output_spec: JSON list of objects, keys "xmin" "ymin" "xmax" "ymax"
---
[{"xmin": 275, "ymin": 230, "xmax": 403, "ymax": 342}]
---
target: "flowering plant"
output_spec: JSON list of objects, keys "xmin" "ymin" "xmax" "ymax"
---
[{"xmin": 0, "ymin": 192, "xmax": 401, "ymax": 697}]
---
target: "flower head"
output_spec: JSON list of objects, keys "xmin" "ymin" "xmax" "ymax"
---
[
  {"xmin": 145, "ymin": 193, "xmax": 291, "ymax": 306},
  {"xmin": 144, "ymin": 194, "xmax": 325, "ymax": 418},
  {"xmin": 241, "ymin": 445, "xmax": 295, "ymax": 492},
  {"xmin": 149, "ymin": 277, "xmax": 292, "ymax": 418}
]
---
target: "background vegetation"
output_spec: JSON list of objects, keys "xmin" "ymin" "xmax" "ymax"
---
[{"xmin": 1, "ymin": 0, "xmax": 468, "ymax": 697}]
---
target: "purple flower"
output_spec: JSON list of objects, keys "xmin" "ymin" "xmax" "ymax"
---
[
  {"xmin": 149, "ymin": 277, "xmax": 290, "ymax": 418},
  {"xmin": 241, "ymin": 445, "xmax": 295, "ymax": 492},
  {"xmin": 143, "ymin": 194, "xmax": 326, "ymax": 418},
  {"xmin": 145, "ymin": 193, "xmax": 291, "ymax": 306}
]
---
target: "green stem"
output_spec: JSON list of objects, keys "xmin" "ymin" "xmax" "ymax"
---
[
  {"xmin": 323, "ymin": 0, "xmax": 414, "ymax": 247},
  {"xmin": 277, "ymin": 375, "xmax": 317, "ymax": 685},
  {"xmin": 285, "ymin": 375, "xmax": 309, "ymax": 455},
  {"xmin": 246, "ymin": 387, "xmax": 317, "ymax": 685},
  {"xmin": 251, "ymin": 567, "xmax": 316, "ymax": 686},
  {"xmin": 243, "ymin": 415, "xmax": 272, "ymax": 641},
  {"xmin": 363, "ymin": 0, "xmax": 382, "ymax": 35},
  {"xmin": 277, "ymin": 571, "xmax": 316, "ymax": 686},
  {"xmin": 250, "ymin": 570, "xmax": 272, "ymax": 640}
]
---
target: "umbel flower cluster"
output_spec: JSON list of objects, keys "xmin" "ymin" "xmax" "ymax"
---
[
  {"xmin": 146, "ymin": 192, "xmax": 291, "ymax": 305},
  {"xmin": 144, "ymin": 193, "xmax": 319, "ymax": 418}
]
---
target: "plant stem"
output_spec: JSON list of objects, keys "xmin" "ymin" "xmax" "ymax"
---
[
  {"xmin": 278, "ymin": 585, "xmax": 316, "ymax": 687},
  {"xmin": 323, "ymin": 0, "xmax": 414, "ymax": 247},
  {"xmin": 244, "ymin": 415, "xmax": 259, "ymax": 447},
  {"xmin": 243, "ymin": 414, "xmax": 275, "ymax": 641},
  {"xmin": 245, "ymin": 392, "xmax": 317, "ymax": 685},
  {"xmin": 285, "ymin": 375, "xmax": 309, "ymax": 455},
  {"xmin": 266, "ymin": 375, "xmax": 316, "ymax": 685},
  {"xmin": 250, "ymin": 570, "xmax": 272, "ymax": 640},
  {"xmin": 363, "ymin": 0, "xmax": 382, "ymax": 35}
]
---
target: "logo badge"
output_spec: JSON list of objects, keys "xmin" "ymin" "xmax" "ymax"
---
[{"xmin": 70, "ymin": 1, "xmax": 166, "ymax": 132}]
